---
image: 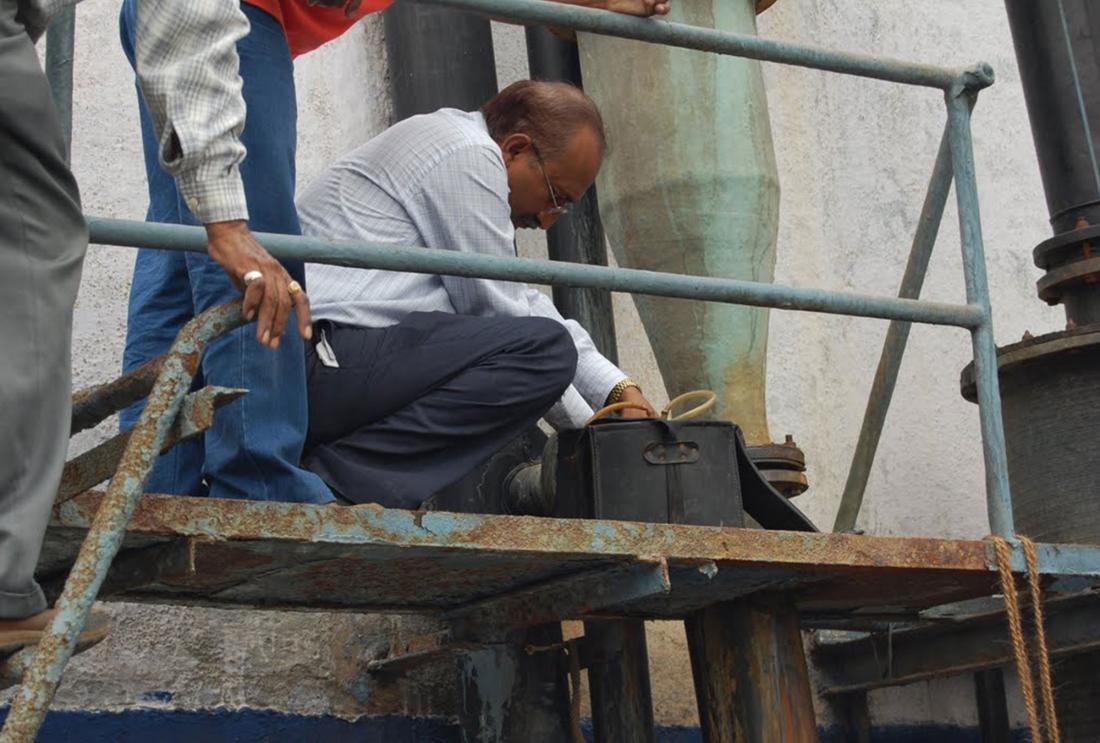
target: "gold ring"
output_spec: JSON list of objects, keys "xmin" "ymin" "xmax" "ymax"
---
[{"xmin": 287, "ymin": 280, "xmax": 303, "ymax": 296}]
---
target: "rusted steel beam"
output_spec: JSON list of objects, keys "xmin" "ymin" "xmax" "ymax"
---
[
  {"xmin": 39, "ymin": 539, "xmax": 196, "ymax": 604},
  {"xmin": 687, "ymin": 598, "xmax": 817, "ymax": 743},
  {"xmin": 813, "ymin": 591, "xmax": 1100, "ymax": 694},
  {"xmin": 366, "ymin": 629, "xmax": 477, "ymax": 676},
  {"xmin": 446, "ymin": 560, "xmax": 669, "ymax": 639},
  {"xmin": 69, "ymin": 354, "xmax": 165, "ymax": 436},
  {"xmin": 58, "ymin": 386, "xmax": 246, "ymax": 503},
  {"xmin": 366, "ymin": 562, "xmax": 669, "ymax": 675},
  {"xmin": 1, "ymin": 301, "xmax": 245, "ymax": 743},
  {"xmin": 44, "ymin": 497, "xmax": 1100, "ymax": 618},
  {"xmin": 51, "ymin": 495, "xmax": 997, "ymax": 570}
]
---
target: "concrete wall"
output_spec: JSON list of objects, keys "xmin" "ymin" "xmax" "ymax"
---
[{"xmin": 16, "ymin": 0, "xmax": 1054, "ymax": 734}]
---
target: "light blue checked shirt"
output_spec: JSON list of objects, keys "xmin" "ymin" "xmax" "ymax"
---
[
  {"xmin": 24, "ymin": 0, "xmax": 251, "ymax": 223},
  {"xmin": 299, "ymin": 109, "xmax": 627, "ymax": 428}
]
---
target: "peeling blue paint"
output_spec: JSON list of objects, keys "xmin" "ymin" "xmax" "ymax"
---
[{"xmin": 137, "ymin": 691, "xmax": 173, "ymax": 704}]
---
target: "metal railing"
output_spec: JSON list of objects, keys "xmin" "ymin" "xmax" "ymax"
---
[{"xmin": 0, "ymin": 0, "xmax": 1047, "ymax": 738}]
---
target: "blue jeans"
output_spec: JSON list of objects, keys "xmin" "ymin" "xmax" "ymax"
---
[{"xmin": 118, "ymin": 1, "xmax": 333, "ymax": 504}]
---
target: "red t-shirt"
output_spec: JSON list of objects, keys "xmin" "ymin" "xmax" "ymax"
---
[{"xmin": 245, "ymin": 0, "xmax": 393, "ymax": 58}]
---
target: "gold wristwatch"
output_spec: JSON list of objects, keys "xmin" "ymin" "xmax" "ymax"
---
[{"xmin": 605, "ymin": 378, "xmax": 641, "ymax": 406}]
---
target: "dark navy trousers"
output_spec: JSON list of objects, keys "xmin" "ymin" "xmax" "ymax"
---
[{"xmin": 303, "ymin": 312, "xmax": 577, "ymax": 509}]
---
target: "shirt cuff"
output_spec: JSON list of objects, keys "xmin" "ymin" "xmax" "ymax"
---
[
  {"xmin": 176, "ymin": 166, "xmax": 249, "ymax": 225},
  {"xmin": 576, "ymin": 358, "xmax": 629, "ymax": 411}
]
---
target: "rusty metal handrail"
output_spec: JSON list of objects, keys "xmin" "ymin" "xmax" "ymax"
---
[{"xmin": 0, "ymin": 301, "xmax": 245, "ymax": 742}]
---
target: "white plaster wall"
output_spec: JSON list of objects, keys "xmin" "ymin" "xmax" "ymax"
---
[{"xmin": 32, "ymin": 0, "xmax": 1052, "ymax": 731}]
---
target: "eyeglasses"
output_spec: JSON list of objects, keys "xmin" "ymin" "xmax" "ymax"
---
[{"xmin": 530, "ymin": 142, "xmax": 572, "ymax": 217}]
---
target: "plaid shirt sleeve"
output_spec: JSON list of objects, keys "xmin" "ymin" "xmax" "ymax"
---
[{"xmin": 133, "ymin": 0, "xmax": 250, "ymax": 224}]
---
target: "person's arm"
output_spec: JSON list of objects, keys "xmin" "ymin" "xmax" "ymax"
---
[
  {"xmin": 133, "ymin": 1, "xmax": 310, "ymax": 348},
  {"xmin": 525, "ymin": 288, "xmax": 653, "ymax": 416},
  {"xmin": 413, "ymin": 145, "xmax": 654, "ymax": 418}
]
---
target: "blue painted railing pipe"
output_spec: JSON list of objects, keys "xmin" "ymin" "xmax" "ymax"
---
[
  {"xmin": 87, "ymin": 217, "xmax": 984, "ymax": 329},
  {"xmin": 946, "ymin": 91, "xmax": 1014, "ymax": 539},
  {"xmin": 420, "ymin": 0, "xmax": 991, "ymax": 91}
]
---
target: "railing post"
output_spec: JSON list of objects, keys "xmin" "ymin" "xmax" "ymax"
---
[{"xmin": 944, "ymin": 76, "xmax": 1014, "ymax": 539}]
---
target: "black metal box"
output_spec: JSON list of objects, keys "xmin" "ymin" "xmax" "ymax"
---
[
  {"xmin": 552, "ymin": 418, "xmax": 816, "ymax": 532},
  {"xmin": 553, "ymin": 419, "xmax": 745, "ymax": 527}
]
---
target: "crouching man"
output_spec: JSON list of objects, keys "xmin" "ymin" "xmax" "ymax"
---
[{"xmin": 297, "ymin": 80, "xmax": 654, "ymax": 508}]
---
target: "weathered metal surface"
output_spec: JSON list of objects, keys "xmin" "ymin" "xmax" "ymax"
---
[
  {"xmin": 45, "ymin": 492, "xmax": 1053, "ymax": 573},
  {"xmin": 458, "ymin": 624, "xmax": 573, "ymax": 743},
  {"xmin": 946, "ymin": 91, "xmax": 1014, "ymax": 539},
  {"xmin": 960, "ymin": 324, "xmax": 1100, "ymax": 396},
  {"xmin": 687, "ymin": 599, "xmax": 816, "ymax": 742},
  {"xmin": 1033, "ymin": 222, "xmax": 1100, "ymax": 326},
  {"xmin": 813, "ymin": 590, "xmax": 1100, "ymax": 694},
  {"xmin": 69, "ymin": 354, "xmax": 165, "ymax": 436},
  {"xmin": 749, "ymin": 437, "xmax": 809, "ymax": 498},
  {"xmin": 366, "ymin": 562, "xmax": 669, "ymax": 676},
  {"xmin": 40, "ymin": 493, "xmax": 1100, "ymax": 623},
  {"xmin": 88, "ymin": 217, "xmax": 984, "ymax": 329},
  {"xmin": 585, "ymin": 619, "xmax": 656, "ymax": 743},
  {"xmin": 367, "ymin": 636, "xmax": 479, "ymax": 676},
  {"xmin": 39, "ymin": 540, "xmax": 196, "ymax": 604},
  {"xmin": 424, "ymin": 0, "xmax": 983, "ymax": 90},
  {"xmin": 58, "ymin": 386, "xmax": 246, "ymax": 503},
  {"xmin": 835, "ymin": 121, "xmax": 955, "ymax": 532},
  {"xmin": 0, "ymin": 302, "xmax": 244, "ymax": 743},
  {"xmin": 446, "ymin": 560, "xmax": 670, "ymax": 639},
  {"xmin": 961, "ymin": 330, "xmax": 1100, "ymax": 545}
]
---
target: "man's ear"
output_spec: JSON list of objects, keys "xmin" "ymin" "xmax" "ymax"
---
[{"xmin": 499, "ymin": 133, "xmax": 533, "ymax": 165}]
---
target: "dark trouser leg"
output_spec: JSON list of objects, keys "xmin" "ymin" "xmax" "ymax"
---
[
  {"xmin": 0, "ymin": 0, "xmax": 88, "ymax": 617},
  {"xmin": 304, "ymin": 313, "xmax": 577, "ymax": 508}
]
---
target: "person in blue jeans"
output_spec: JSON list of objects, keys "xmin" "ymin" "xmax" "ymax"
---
[{"xmin": 118, "ymin": 0, "xmax": 333, "ymax": 503}]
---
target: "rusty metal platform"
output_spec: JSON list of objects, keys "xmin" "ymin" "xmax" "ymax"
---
[{"xmin": 36, "ymin": 492, "xmax": 1096, "ymax": 628}]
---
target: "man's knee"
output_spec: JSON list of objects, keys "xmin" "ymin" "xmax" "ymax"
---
[{"xmin": 519, "ymin": 317, "xmax": 577, "ymax": 396}]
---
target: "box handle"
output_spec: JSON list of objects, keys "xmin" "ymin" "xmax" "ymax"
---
[{"xmin": 643, "ymin": 441, "xmax": 700, "ymax": 465}]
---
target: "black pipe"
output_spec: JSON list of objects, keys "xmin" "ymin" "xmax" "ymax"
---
[
  {"xmin": 1006, "ymin": 0, "xmax": 1100, "ymax": 234},
  {"xmin": 1001, "ymin": 4, "xmax": 1100, "ymax": 738},
  {"xmin": 525, "ymin": 27, "xmax": 619, "ymax": 361},
  {"xmin": 383, "ymin": 3, "xmax": 498, "ymax": 120},
  {"xmin": 1006, "ymin": 0, "xmax": 1100, "ymax": 326}
]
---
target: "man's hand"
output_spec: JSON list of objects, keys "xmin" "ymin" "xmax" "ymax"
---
[
  {"xmin": 619, "ymin": 386, "xmax": 656, "ymax": 418},
  {"xmin": 605, "ymin": 0, "xmax": 671, "ymax": 17},
  {"xmin": 205, "ymin": 220, "xmax": 313, "ymax": 350}
]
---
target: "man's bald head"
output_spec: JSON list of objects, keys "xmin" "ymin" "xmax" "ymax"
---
[{"xmin": 482, "ymin": 80, "xmax": 607, "ymax": 160}]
